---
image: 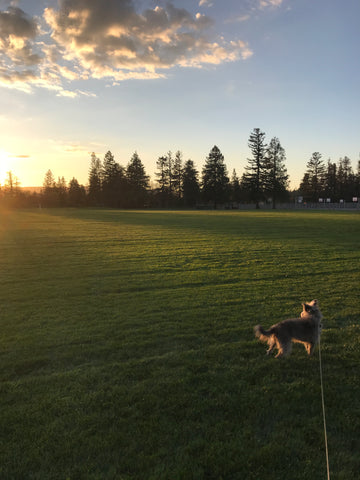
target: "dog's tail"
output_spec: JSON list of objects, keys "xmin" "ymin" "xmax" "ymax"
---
[{"xmin": 254, "ymin": 325, "xmax": 272, "ymax": 339}]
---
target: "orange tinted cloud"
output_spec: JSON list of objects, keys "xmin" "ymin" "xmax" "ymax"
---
[{"xmin": 0, "ymin": 1, "xmax": 253, "ymax": 94}]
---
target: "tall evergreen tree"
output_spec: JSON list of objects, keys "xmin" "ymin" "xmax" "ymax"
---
[
  {"xmin": 305, "ymin": 152, "xmax": 325, "ymax": 201},
  {"xmin": 126, "ymin": 152, "xmax": 149, "ymax": 207},
  {"xmin": 68, "ymin": 177, "xmax": 86, "ymax": 206},
  {"xmin": 56, "ymin": 176, "xmax": 67, "ymax": 206},
  {"xmin": 102, "ymin": 150, "xmax": 125, "ymax": 207},
  {"xmin": 323, "ymin": 159, "xmax": 337, "ymax": 201},
  {"xmin": 230, "ymin": 169, "xmax": 242, "ymax": 203},
  {"xmin": 337, "ymin": 156, "xmax": 354, "ymax": 201},
  {"xmin": 43, "ymin": 169, "xmax": 55, "ymax": 191},
  {"xmin": 182, "ymin": 159, "xmax": 200, "ymax": 207},
  {"xmin": 356, "ymin": 160, "xmax": 360, "ymax": 198},
  {"xmin": 172, "ymin": 150, "xmax": 183, "ymax": 202},
  {"xmin": 165, "ymin": 151, "xmax": 175, "ymax": 202},
  {"xmin": 42, "ymin": 169, "xmax": 57, "ymax": 206},
  {"xmin": 155, "ymin": 155, "xmax": 169, "ymax": 206},
  {"xmin": 263, "ymin": 137, "xmax": 289, "ymax": 208},
  {"xmin": 201, "ymin": 145, "xmax": 229, "ymax": 208},
  {"xmin": 88, "ymin": 153, "xmax": 102, "ymax": 205},
  {"xmin": 242, "ymin": 128, "xmax": 267, "ymax": 208},
  {"xmin": 299, "ymin": 173, "xmax": 312, "ymax": 202},
  {"xmin": 102, "ymin": 151, "xmax": 119, "ymax": 186}
]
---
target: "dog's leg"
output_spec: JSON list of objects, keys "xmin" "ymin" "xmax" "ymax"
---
[
  {"xmin": 267, "ymin": 345, "xmax": 275, "ymax": 355},
  {"xmin": 266, "ymin": 336, "xmax": 276, "ymax": 355},
  {"xmin": 275, "ymin": 340, "xmax": 285, "ymax": 358},
  {"xmin": 308, "ymin": 343, "xmax": 315, "ymax": 355},
  {"xmin": 275, "ymin": 336, "xmax": 291, "ymax": 358}
]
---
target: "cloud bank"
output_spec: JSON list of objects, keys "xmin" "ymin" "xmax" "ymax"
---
[
  {"xmin": 0, "ymin": 0, "xmax": 255, "ymax": 95},
  {"xmin": 0, "ymin": 6, "xmax": 40, "ymax": 91}
]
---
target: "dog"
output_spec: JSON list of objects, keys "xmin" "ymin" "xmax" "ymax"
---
[{"xmin": 254, "ymin": 299, "xmax": 323, "ymax": 358}]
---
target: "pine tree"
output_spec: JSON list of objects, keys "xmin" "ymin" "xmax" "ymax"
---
[
  {"xmin": 165, "ymin": 151, "xmax": 174, "ymax": 203},
  {"xmin": 42, "ymin": 169, "xmax": 57, "ymax": 206},
  {"xmin": 356, "ymin": 160, "xmax": 360, "ymax": 198},
  {"xmin": 242, "ymin": 128, "xmax": 267, "ymax": 208},
  {"xmin": 201, "ymin": 145, "xmax": 229, "ymax": 208},
  {"xmin": 230, "ymin": 169, "xmax": 242, "ymax": 203},
  {"xmin": 88, "ymin": 153, "xmax": 102, "ymax": 205},
  {"xmin": 337, "ymin": 156, "xmax": 354, "ymax": 201},
  {"xmin": 182, "ymin": 159, "xmax": 200, "ymax": 207},
  {"xmin": 126, "ymin": 152, "xmax": 149, "ymax": 207},
  {"xmin": 172, "ymin": 150, "xmax": 183, "ymax": 202},
  {"xmin": 43, "ymin": 169, "xmax": 55, "ymax": 191},
  {"xmin": 102, "ymin": 151, "xmax": 125, "ymax": 207},
  {"xmin": 56, "ymin": 176, "xmax": 67, "ymax": 206},
  {"xmin": 263, "ymin": 137, "xmax": 289, "ymax": 208},
  {"xmin": 68, "ymin": 178, "xmax": 86, "ymax": 206},
  {"xmin": 299, "ymin": 173, "xmax": 313, "ymax": 202},
  {"xmin": 323, "ymin": 160, "xmax": 337, "ymax": 201},
  {"xmin": 155, "ymin": 155, "xmax": 169, "ymax": 206},
  {"xmin": 305, "ymin": 152, "xmax": 325, "ymax": 201}
]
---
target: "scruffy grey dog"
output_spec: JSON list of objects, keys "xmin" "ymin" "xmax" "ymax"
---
[{"xmin": 254, "ymin": 300, "xmax": 323, "ymax": 358}]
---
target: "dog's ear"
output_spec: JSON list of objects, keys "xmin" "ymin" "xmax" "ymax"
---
[{"xmin": 304, "ymin": 303, "xmax": 312, "ymax": 312}]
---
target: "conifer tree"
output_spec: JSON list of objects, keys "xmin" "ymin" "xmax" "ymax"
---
[
  {"xmin": 182, "ymin": 159, "xmax": 200, "ymax": 207},
  {"xmin": 68, "ymin": 178, "xmax": 86, "ymax": 206},
  {"xmin": 126, "ymin": 152, "xmax": 149, "ymax": 207},
  {"xmin": 102, "ymin": 151, "xmax": 125, "ymax": 207},
  {"xmin": 323, "ymin": 160, "xmax": 337, "ymax": 201},
  {"xmin": 88, "ymin": 153, "xmax": 102, "ymax": 205},
  {"xmin": 42, "ymin": 169, "xmax": 57, "ymax": 206},
  {"xmin": 155, "ymin": 155, "xmax": 169, "ymax": 206},
  {"xmin": 337, "ymin": 156, "xmax": 354, "ymax": 201},
  {"xmin": 305, "ymin": 152, "xmax": 325, "ymax": 201},
  {"xmin": 299, "ymin": 173, "xmax": 312, "ymax": 201},
  {"xmin": 263, "ymin": 137, "xmax": 289, "ymax": 208},
  {"xmin": 56, "ymin": 176, "xmax": 67, "ymax": 206},
  {"xmin": 242, "ymin": 128, "xmax": 267, "ymax": 208},
  {"xmin": 230, "ymin": 169, "xmax": 242, "ymax": 203},
  {"xmin": 172, "ymin": 150, "xmax": 183, "ymax": 202},
  {"xmin": 202, "ymin": 145, "xmax": 229, "ymax": 208}
]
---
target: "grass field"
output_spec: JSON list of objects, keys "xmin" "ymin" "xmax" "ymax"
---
[{"xmin": 0, "ymin": 208, "xmax": 359, "ymax": 479}]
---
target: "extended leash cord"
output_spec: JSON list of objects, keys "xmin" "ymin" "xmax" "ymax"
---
[{"xmin": 318, "ymin": 337, "xmax": 330, "ymax": 480}]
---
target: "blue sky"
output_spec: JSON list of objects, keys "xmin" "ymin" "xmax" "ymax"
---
[{"xmin": 0, "ymin": 0, "xmax": 359, "ymax": 188}]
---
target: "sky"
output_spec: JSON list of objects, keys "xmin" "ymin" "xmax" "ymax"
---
[{"xmin": 0, "ymin": 0, "xmax": 359, "ymax": 188}]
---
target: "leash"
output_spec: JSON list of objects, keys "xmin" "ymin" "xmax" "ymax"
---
[{"xmin": 318, "ymin": 336, "xmax": 331, "ymax": 480}]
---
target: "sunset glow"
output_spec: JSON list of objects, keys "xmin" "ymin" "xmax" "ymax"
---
[
  {"xmin": 0, "ymin": 150, "xmax": 13, "ymax": 185},
  {"xmin": 0, "ymin": 1, "xmax": 359, "ymax": 188}
]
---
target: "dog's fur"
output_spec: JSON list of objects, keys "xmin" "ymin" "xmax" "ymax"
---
[{"xmin": 254, "ymin": 299, "xmax": 323, "ymax": 358}]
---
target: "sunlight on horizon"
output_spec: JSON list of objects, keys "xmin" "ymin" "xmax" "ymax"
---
[{"xmin": 0, "ymin": 150, "xmax": 14, "ymax": 185}]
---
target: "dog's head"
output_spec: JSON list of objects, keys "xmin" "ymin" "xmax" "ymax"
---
[{"xmin": 301, "ymin": 299, "xmax": 322, "ymax": 319}]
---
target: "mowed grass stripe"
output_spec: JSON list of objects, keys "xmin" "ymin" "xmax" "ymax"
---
[{"xmin": 0, "ymin": 208, "xmax": 359, "ymax": 479}]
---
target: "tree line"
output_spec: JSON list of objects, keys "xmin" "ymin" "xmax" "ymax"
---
[{"xmin": 1, "ymin": 128, "xmax": 359, "ymax": 209}]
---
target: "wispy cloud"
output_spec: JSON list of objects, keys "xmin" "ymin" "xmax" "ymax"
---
[
  {"xmin": 225, "ymin": 14, "xmax": 251, "ymax": 24},
  {"xmin": 0, "ymin": 0, "xmax": 254, "ymax": 95},
  {"xmin": 225, "ymin": 0, "xmax": 285, "ymax": 25},
  {"xmin": 259, "ymin": 0, "xmax": 284, "ymax": 9},
  {"xmin": 199, "ymin": 0, "xmax": 213, "ymax": 7},
  {"xmin": 48, "ymin": 139, "xmax": 106, "ymax": 154}
]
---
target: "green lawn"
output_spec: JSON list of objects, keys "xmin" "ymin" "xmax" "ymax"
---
[{"xmin": 0, "ymin": 208, "xmax": 359, "ymax": 479}]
